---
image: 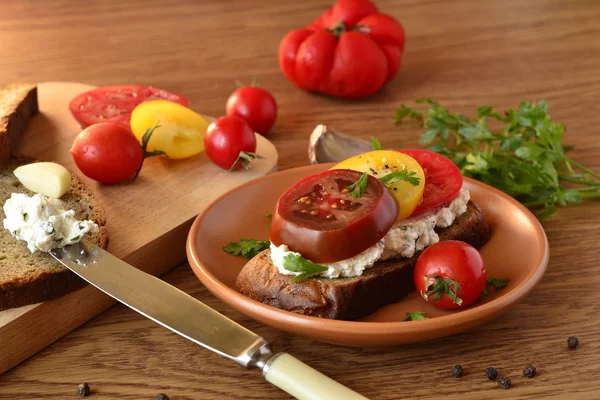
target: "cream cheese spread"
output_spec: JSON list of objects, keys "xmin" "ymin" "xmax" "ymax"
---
[
  {"xmin": 271, "ymin": 188, "xmax": 471, "ymax": 278},
  {"xmin": 270, "ymin": 241, "xmax": 385, "ymax": 279},
  {"xmin": 3, "ymin": 193, "xmax": 99, "ymax": 253}
]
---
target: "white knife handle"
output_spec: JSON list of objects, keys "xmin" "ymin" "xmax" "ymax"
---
[{"xmin": 263, "ymin": 353, "xmax": 369, "ymax": 400}]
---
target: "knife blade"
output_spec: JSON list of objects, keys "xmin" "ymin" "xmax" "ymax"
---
[{"xmin": 50, "ymin": 240, "xmax": 368, "ymax": 400}]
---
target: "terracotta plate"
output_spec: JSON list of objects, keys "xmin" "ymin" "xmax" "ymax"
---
[{"xmin": 187, "ymin": 164, "xmax": 549, "ymax": 347}]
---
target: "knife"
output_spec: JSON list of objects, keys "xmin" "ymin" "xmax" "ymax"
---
[{"xmin": 50, "ymin": 240, "xmax": 368, "ymax": 400}]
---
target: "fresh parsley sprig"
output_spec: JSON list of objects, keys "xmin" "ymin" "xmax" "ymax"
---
[
  {"xmin": 345, "ymin": 172, "xmax": 369, "ymax": 198},
  {"xmin": 394, "ymin": 99, "xmax": 600, "ymax": 219},
  {"xmin": 403, "ymin": 311, "xmax": 429, "ymax": 321},
  {"xmin": 371, "ymin": 136, "xmax": 383, "ymax": 150},
  {"xmin": 282, "ymin": 253, "xmax": 328, "ymax": 282},
  {"xmin": 379, "ymin": 170, "xmax": 421, "ymax": 187},
  {"xmin": 482, "ymin": 277, "xmax": 510, "ymax": 297},
  {"xmin": 222, "ymin": 238, "xmax": 270, "ymax": 259}
]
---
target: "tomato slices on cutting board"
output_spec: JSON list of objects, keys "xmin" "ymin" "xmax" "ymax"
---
[{"xmin": 69, "ymin": 85, "xmax": 189, "ymax": 130}]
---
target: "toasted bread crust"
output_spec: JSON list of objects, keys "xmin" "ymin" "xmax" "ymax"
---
[
  {"xmin": 0, "ymin": 156, "xmax": 109, "ymax": 311},
  {"xmin": 0, "ymin": 84, "xmax": 38, "ymax": 166},
  {"xmin": 236, "ymin": 201, "xmax": 490, "ymax": 320}
]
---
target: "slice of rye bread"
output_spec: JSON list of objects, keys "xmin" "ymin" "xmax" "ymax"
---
[
  {"xmin": 236, "ymin": 201, "xmax": 491, "ymax": 320},
  {"xmin": 0, "ymin": 84, "xmax": 38, "ymax": 166},
  {"xmin": 0, "ymin": 157, "xmax": 109, "ymax": 311}
]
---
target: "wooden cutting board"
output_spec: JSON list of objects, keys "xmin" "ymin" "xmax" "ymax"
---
[{"xmin": 0, "ymin": 82, "xmax": 278, "ymax": 374}]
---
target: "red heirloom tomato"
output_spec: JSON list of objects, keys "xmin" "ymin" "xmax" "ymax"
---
[
  {"xmin": 278, "ymin": 0, "xmax": 405, "ymax": 99},
  {"xmin": 270, "ymin": 169, "xmax": 399, "ymax": 263},
  {"xmin": 414, "ymin": 241, "xmax": 487, "ymax": 309},
  {"xmin": 400, "ymin": 149, "xmax": 463, "ymax": 215}
]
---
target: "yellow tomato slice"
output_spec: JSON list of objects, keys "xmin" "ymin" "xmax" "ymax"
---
[
  {"xmin": 130, "ymin": 100, "xmax": 209, "ymax": 159},
  {"xmin": 331, "ymin": 150, "xmax": 425, "ymax": 221}
]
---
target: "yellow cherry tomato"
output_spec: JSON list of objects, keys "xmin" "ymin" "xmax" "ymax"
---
[
  {"xmin": 331, "ymin": 150, "xmax": 425, "ymax": 221},
  {"xmin": 130, "ymin": 100, "xmax": 209, "ymax": 159}
]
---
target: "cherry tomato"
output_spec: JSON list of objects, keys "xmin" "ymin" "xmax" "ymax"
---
[
  {"xmin": 271, "ymin": 169, "xmax": 398, "ymax": 263},
  {"xmin": 130, "ymin": 100, "xmax": 209, "ymax": 159},
  {"xmin": 400, "ymin": 149, "xmax": 463, "ymax": 215},
  {"xmin": 331, "ymin": 150, "xmax": 425, "ymax": 221},
  {"xmin": 70, "ymin": 122, "xmax": 142, "ymax": 184},
  {"xmin": 414, "ymin": 241, "xmax": 487, "ymax": 309},
  {"xmin": 204, "ymin": 116, "xmax": 257, "ymax": 170},
  {"xmin": 69, "ymin": 85, "xmax": 189, "ymax": 130},
  {"xmin": 226, "ymin": 83, "xmax": 277, "ymax": 134}
]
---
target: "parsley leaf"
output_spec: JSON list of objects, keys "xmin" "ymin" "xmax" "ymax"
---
[
  {"xmin": 379, "ymin": 170, "xmax": 421, "ymax": 187},
  {"xmin": 345, "ymin": 172, "xmax": 369, "ymax": 198},
  {"xmin": 222, "ymin": 238, "xmax": 270, "ymax": 259},
  {"xmin": 266, "ymin": 213, "xmax": 273, "ymax": 218},
  {"xmin": 487, "ymin": 277, "xmax": 509, "ymax": 289},
  {"xmin": 403, "ymin": 311, "xmax": 429, "ymax": 321},
  {"xmin": 282, "ymin": 254, "xmax": 328, "ymax": 282},
  {"xmin": 394, "ymin": 100, "xmax": 600, "ymax": 219},
  {"xmin": 371, "ymin": 137, "xmax": 383, "ymax": 150}
]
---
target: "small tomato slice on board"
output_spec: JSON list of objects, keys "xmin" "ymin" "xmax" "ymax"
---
[
  {"xmin": 414, "ymin": 241, "xmax": 487, "ymax": 309},
  {"xmin": 130, "ymin": 100, "xmax": 209, "ymax": 159},
  {"xmin": 331, "ymin": 150, "xmax": 425, "ymax": 221},
  {"xmin": 69, "ymin": 85, "xmax": 189, "ymax": 130},
  {"xmin": 400, "ymin": 149, "xmax": 463, "ymax": 215},
  {"xmin": 270, "ymin": 169, "xmax": 398, "ymax": 263}
]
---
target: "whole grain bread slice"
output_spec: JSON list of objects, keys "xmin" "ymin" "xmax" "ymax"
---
[
  {"xmin": 236, "ymin": 201, "xmax": 490, "ymax": 320},
  {"xmin": 0, "ymin": 156, "xmax": 109, "ymax": 311},
  {"xmin": 0, "ymin": 84, "xmax": 38, "ymax": 166}
]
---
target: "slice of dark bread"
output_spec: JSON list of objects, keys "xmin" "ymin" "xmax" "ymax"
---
[
  {"xmin": 0, "ymin": 84, "xmax": 38, "ymax": 166},
  {"xmin": 0, "ymin": 157, "xmax": 109, "ymax": 311},
  {"xmin": 236, "ymin": 202, "xmax": 490, "ymax": 320}
]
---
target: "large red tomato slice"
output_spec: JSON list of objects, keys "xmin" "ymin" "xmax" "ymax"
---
[
  {"xmin": 270, "ymin": 169, "xmax": 398, "ymax": 263},
  {"xmin": 69, "ymin": 85, "xmax": 189, "ymax": 130},
  {"xmin": 400, "ymin": 149, "xmax": 463, "ymax": 215}
]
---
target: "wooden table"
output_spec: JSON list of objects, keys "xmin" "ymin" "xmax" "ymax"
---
[{"xmin": 1, "ymin": 0, "xmax": 599, "ymax": 398}]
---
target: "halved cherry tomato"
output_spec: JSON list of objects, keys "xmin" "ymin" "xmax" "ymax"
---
[
  {"xmin": 70, "ymin": 122, "xmax": 143, "ymax": 184},
  {"xmin": 271, "ymin": 169, "xmax": 398, "ymax": 263},
  {"xmin": 130, "ymin": 100, "xmax": 209, "ymax": 159},
  {"xmin": 69, "ymin": 85, "xmax": 189, "ymax": 130},
  {"xmin": 414, "ymin": 241, "xmax": 486, "ymax": 309},
  {"xmin": 400, "ymin": 149, "xmax": 463, "ymax": 215},
  {"xmin": 331, "ymin": 150, "xmax": 425, "ymax": 221}
]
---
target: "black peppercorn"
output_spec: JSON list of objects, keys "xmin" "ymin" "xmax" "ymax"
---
[
  {"xmin": 156, "ymin": 394, "xmax": 169, "ymax": 400},
  {"xmin": 523, "ymin": 365, "xmax": 537, "ymax": 378},
  {"xmin": 451, "ymin": 364, "xmax": 463, "ymax": 377},
  {"xmin": 485, "ymin": 367, "xmax": 498, "ymax": 380},
  {"xmin": 77, "ymin": 383, "xmax": 91, "ymax": 397},
  {"xmin": 498, "ymin": 376, "xmax": 512, "ymax": 389},
  {"xmin": 567, "ymin": 336, "xmax": 579, "ymax": 349}
]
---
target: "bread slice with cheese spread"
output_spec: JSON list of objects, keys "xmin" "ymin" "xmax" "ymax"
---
[
  {"xmin": 0, "ymin": 157, "xmax": 109, "ymax": 311},
  {"xmin": 236, "ymin": 202, "xmax": 490, "ymax": 320}
]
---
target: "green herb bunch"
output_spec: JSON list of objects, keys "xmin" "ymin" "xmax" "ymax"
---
[{"xmin": 395, "ymin": 99, "xmax": 600, "ymax": 219}]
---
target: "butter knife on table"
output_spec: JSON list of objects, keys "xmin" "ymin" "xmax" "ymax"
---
[{"xmin": 50, "ymin": 240, "xmax": 368, "ymax": 400}]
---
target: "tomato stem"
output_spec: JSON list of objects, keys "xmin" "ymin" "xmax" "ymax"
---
[
  {"xmin": 325, "ymin": 20, "xmax": 346, "ymax": 37},
  {"xmin": 132, "ymin": 121, "xmax": 165, "ymax": 181},
  {"xmin": 423, "ymin": 275, "xmax": 463, "ymax": 306}
]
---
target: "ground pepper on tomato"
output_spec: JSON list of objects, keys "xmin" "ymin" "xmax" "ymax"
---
[{"xmin": 278, "ymin": 0, "xmax": 405, "ymax": 99}]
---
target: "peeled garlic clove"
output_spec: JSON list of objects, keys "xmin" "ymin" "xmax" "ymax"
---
[{"xmin": 13, "ymin": 162, "xmax": 71, "ymax": 199}]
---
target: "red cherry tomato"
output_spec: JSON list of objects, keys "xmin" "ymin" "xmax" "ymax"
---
[
  {"xmin": 226, "ymin": 84, "xmax": 277, "ymax": 134},
  {"xmin": 69, "ymin": 85, "xmax": 189, "ymax": 130},
  {"xmin": 204, "ymin": 116, "xmax": 257, "ymax": 170},
  {"xmin": 70, "ymin": 122, "xmax": 143, "ymax": 184},
  {"xmin": 270, "ymin": 169, "xmax": 399, "ymax": 263},
  {"xmin": 400, "ymin": 149, "xmax": 463, "ymax": 215},
  {"xmin": 414, "ymin": 241, "xmax": 487, "ymax": 309}
]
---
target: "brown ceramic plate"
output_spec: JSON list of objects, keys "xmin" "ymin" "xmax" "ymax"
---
[{"xmin": 187, "ymin": 164, "xmax": 549, "ymax": 347}]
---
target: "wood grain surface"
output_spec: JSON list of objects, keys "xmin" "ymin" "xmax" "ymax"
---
[{"xmin": 1, "ymin": 0, "xmax": 600, "ymax": 399}]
